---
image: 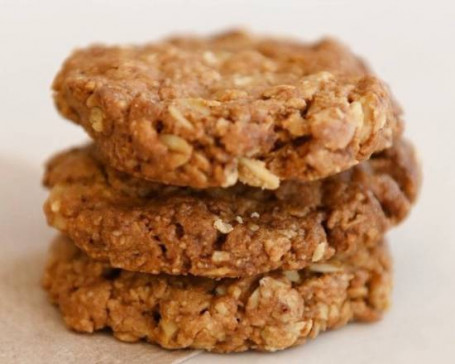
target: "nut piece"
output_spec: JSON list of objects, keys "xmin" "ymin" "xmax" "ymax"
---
[
  {"xmin": 222, "ymin": 167, "xmax": 239, "ymax": 188},
  {"xmin": 312, "ymin": 242, "xmax": 328, "ymax": 262},
  {"xmin": 238, "ymin": 158, "xmax": 280, "ymax": 190},
  {"xmin": 214, "ymin": 218, "xmax": 234, "ymax": 234},
  {"xmin": 88, "ymin": 107, "xmax": 104, "ymax": 132},
  {"xmin": 283, "ymin": 270, "xmax": 301, "ymax": 283},
  {"xmin": 309, "ymin": 263, "xmax": 342, "ymax": 273}
]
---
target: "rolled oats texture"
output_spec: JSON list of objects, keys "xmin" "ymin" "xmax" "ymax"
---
[
  {"xmin": 42, "ymin": 139, "xmax": 420, "ymax": 278},
  {"xmin": 53, "ymin": 30, "xmax": 402, "ymax": 188},
  {"xmin": 43, "ymin": 236, "xmax": 393, "ymax": 353}
]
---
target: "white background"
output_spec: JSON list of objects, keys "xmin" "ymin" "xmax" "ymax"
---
[{"xmin": 0, "ymin": 0, "xmax": 454, "ymax": 363}]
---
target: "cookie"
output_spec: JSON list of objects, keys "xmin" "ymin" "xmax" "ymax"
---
[
  {"xmin": 43, "ymin": 235, "xmax": 392, "ymax": 352},
  {"xmin": 53, "ymin": 30, "xmax": 402, "ymax": 189},
  {"xmin": 43, "ymin": 139, "xmax": 419, "ymax": 278}
]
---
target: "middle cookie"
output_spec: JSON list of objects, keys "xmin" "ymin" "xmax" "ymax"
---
[{"xmin": 43, "ymin": 139, "xmax": 419, "ymax": 278}]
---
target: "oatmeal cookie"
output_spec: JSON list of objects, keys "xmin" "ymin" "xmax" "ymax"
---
[
  {"xmin": 43, "ymin": 139, "xmax": 419, "ymax": 278},
  {"xmin": 53, "ymin": 30, "xmax": 402, "ymax": 189},
  {"xmin": 43, "ymin": 236, "xmax": 392, "ymax": 352}
]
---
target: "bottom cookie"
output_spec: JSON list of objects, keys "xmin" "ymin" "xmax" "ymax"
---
[{"xmin": 43, "ymin": 236, "xmax": 392, "ymax": 353}]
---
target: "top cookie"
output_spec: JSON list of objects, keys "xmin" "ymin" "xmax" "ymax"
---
[{"xmin": 53, "ymin": 30, "xmax": 402, "ymax": 189}]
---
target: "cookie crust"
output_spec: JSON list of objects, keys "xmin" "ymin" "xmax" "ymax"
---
[
  {"xmin": 43, "ymin": 139, "xmax": 419, "ymax": 278},
  {"xmin": 53, "ymin": 30, "xmax": 402, "ymax": 189},
  {"xmin": 43, "ymin": 236, "xmax": 392, "ymax": 352}
]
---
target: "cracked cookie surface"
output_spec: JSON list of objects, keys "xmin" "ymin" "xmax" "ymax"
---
[
  {"xmin": 43, "ymin": 236, "xmax": 392, "ymax": 352},
  {"xmin": 53, "ymin": 30, "xmax": 402, "ymax": 189},
  {"xmin": 43, "ymin": 139, "xmax": 419, "ymax": 278}
]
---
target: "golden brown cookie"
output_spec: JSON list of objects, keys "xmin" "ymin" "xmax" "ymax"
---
[
  {"xmin": 43, "ymin": 139, "xmax": 419, "ymax": 278},
  {"xmin": 53, "ymin": 30, "xmax": 402, "ymax": 189},
  {"xmin": 43, "ymin": 235, "xmax": 392, "ymax": 353}
]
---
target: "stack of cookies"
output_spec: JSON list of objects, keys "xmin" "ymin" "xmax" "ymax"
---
[{"xmin": 42, "ymin": 31, "xmax": 420, "ymax": 353}]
